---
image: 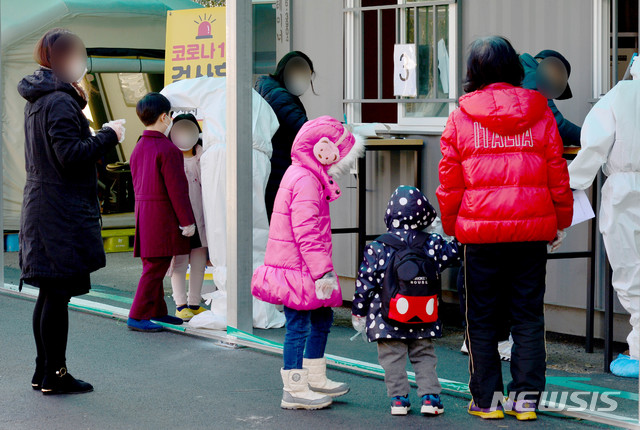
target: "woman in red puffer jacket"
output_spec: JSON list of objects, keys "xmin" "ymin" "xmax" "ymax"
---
[{"xmin": 436, "ymin": 36, "xmax": 573, "ymax": 421}]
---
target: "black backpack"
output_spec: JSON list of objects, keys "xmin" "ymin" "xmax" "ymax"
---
[{"xmin": 377, "ymin": 232, "xmax": 441, "ymax": 329}]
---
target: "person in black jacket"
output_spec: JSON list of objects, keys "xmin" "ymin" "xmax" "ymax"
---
[
  {"xmin": 17, "ymin": 28, "xmax": 124, "ymax": 395},
  {"xmin": 255, "ymin": 51, "xmax": 315, "ymax": 219}
]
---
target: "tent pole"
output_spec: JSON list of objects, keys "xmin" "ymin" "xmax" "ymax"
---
[{"xmin": 226, "ymin": 0, "xmax": 254, "ymax": 333}]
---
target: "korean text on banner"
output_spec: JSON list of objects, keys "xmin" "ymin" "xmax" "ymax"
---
[{"xmin": 164, "ymin": 7, "xmax": 226, "ymax": 86}]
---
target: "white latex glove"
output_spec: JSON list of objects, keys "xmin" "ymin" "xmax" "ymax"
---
[
  {"xmin": 315, "ymin": 271, "xmax": 339, "ymax": 300},
  {"xmin": 103, "ymin": 119, "xmax": 126, "ymax": 143},
  {"xmin": 180, "ymin": 224, "xmax": 196, "ymax": 237},
  {"xmin": 425, "ymin": 216, "xmax": 454, "ymax": 242},
  {"xmin": 350, "ymin": 315, "xmax": 368, "ymax": 342},
  {"xmin": 352, "ymin": 315, "xmax": 366, "ymax": 333},
  {"xmin": 548, "ymin": 229, "xmax": 567, "ymax": 253}
]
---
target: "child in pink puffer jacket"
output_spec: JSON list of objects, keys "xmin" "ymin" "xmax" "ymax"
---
[{"xmin": 252, "ymin": 116, "xmax": 364, "ymax": 410}]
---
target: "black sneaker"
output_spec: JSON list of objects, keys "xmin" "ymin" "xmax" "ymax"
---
[{"xmin": 41, "ymin": 368, "xmax": 93, "ymax": 395}]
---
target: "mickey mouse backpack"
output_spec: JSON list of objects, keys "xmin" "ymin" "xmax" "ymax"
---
[{"xmin": 377, "ymin": 232, "xmax": 441, "ymax": 328}]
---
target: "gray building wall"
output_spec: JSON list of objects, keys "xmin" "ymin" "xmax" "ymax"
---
[
  {"xmin": 460, "ymin": 0, "xmax": 594, "ymax": 127},
  {"xmin": 293, "ymin": 0, "xmax": 345, "ymax": 121}
]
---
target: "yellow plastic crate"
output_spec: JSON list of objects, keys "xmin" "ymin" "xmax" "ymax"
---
[{"xmin": 102, "ymin": 228, "xmax": 135, "ymax": 253}]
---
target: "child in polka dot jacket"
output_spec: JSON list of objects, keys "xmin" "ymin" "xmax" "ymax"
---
[{"xmin": 352, "ymin": 185, "xmax": 461, "ymax": 416}]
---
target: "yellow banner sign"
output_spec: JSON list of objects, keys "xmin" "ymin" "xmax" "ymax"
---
[{"xmin": 164, "ymin": 7, "xmax": 226, "ymax": 86}]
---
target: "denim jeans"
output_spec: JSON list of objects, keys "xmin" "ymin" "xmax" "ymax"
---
[{"xmin": 283, "ymin": 306, "xmax": 334, "ymax": 370}]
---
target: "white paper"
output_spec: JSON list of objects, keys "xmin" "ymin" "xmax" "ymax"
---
[
  {"xmin": 570, "ymin": 190, "xmax": 596, "ymax": 227},
  {"xmin": 437, "ymin": 39, "xmax": 450, "ymax": 94},
  {"xmin": 393, "ymin": 44, "xmax": 417, "ymax": 97}
]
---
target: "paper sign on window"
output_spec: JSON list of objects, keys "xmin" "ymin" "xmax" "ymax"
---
[{"xmin": 394, "ymin": 44, "xmax": 418, "ymax": 97}]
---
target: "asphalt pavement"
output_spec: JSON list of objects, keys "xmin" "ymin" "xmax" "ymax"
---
[{"xmin": 1, "ymin": 291, "xmax": 635, "ymax": 430}]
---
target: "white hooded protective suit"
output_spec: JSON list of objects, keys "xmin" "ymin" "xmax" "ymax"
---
[
  {"xmin": 568, "ymin": 60, "xmax": 640, "ymax": 359},
  {"xmin": 161, "ymin": 77, "xmax": 285, "ymax": 329}
]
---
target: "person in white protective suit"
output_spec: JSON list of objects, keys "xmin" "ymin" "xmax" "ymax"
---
[
  {"xmin": 161, "ymin": 77, "xmax": 286, "ymax": 329},
  {"xmin": 568, "ymin": 58, "xmax": 640, "ymax": 378}
]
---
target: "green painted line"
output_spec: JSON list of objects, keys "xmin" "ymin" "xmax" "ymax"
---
[
  {"xmin": 69, "ymin": 303, "xmax": 114, "ymax": 317},
  {"xmin": 87, "ymin": 290, "xmax": 134, "ymax": 305},
  {"xmin": 153, "ymin": 321, "xmax": 187, "ymax": 332},
  {"xmin": 546, "ymin": 376, "xmax": 639, "ymax": 401}
]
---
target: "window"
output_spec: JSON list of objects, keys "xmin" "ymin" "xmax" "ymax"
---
[
  {"xmin": 253, "ymin": 1, "xmax": 277, "ymax": 76},
  {"xmin": 344, "ymin": 0, "xmax": 457, "ymax": 129}
]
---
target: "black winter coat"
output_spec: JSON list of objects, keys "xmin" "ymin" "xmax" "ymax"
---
[
  {"xmin": 17, "ymin": 68, "xmax": 118, "ymax": 289},
  {"xmin": 254, "ymin": 75, "xmax": 308, "ymax": 218}
]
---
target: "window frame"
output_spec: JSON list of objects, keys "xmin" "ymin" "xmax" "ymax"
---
[
  {"xmin": 396, "ymin": 1, "xmax": 457, "ymax": 127},
  {"xmin": 343, "ymin": 0, "xmax": 458, "ymax": 131}
]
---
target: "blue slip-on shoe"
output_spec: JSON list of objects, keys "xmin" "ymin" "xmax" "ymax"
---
[
  {"xmin": 391, "ymin": 394, "xmax": 411, "ymax": 415},
  {"xmin": 151, "ymin": 314, "xmax": 184, "ymax": 325},
  {"xmin": 610, "ymin": 354, "xmax": 639, "ymax": 378},
  {"xmin": 421, "ymin": 394, "xmax": 444, "ymax": 415},
  {"xmin": 127, "ymin": 318, "xmax": 164, "ymax": 332}
]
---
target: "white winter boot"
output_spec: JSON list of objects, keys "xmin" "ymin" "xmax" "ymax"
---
[
  {"xmin": 303, "ymin": 357, "xmax": 350, "ymax": 397},
  {"xmin": 280, "ymin": 368, "xmax": 332, "ymax": 410}
]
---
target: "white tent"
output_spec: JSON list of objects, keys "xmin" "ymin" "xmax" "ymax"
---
[
  {"xmin": 0, "ymin": 0, "xmax": 202, "ymax": 230},
  {"xmin": 161, "ymin": 77, "xmax": 285, "ymax": 329}
]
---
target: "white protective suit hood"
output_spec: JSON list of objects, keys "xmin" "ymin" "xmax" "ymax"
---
[{"xmin": 162, "ymin": 77, "xmax": 276, "ymax": 157}]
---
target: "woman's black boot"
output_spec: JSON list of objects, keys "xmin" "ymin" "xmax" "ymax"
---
[
  {"xmin": 41, "ymin": 367, "xmax": 93, "ymax": 395},
  {"xmin": 31, "ymin": 364, "xmax": 44, "ymax": 390}
]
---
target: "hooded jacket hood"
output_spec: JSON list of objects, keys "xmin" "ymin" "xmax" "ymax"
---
[
  {"xmin": 18, "ymin": 68, "xmax": 86, "ymax": 108},
  {"xmin": 384, "ymin": 186, "xmax": 437, "ymax": 233},
  {"xmin": 291, "ymin": 115, "xmax": 364, "ymax": 202},
  {"xmin": 459, "ymin": 82, "xmax": 548, "ymax": 135}
]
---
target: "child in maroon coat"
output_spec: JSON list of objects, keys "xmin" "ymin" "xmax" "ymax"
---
[{"xmin": 127, "ymin": 93, "xmax": 196, "ymax": 332}]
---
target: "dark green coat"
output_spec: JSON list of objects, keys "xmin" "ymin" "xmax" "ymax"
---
[{"xmin": 520, "ymin": 53, "xmax": 581, "ymax": 146}]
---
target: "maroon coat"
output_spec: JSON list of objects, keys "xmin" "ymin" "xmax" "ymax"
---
[{"xmin": 130, "ymin": 130, "xmax": 195, "ymax": 258}]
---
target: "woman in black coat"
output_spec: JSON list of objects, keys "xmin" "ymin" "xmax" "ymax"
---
[
  {"xmin": 17, "ymin": 28, "xmax": 124, "ymax": 395},
  {"xmin": 254, "ymin": 51, "xmax": 315, "ymax": 219}
]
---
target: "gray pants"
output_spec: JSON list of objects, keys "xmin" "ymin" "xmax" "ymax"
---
[{"xmin": 377, "ymin": 339, "xmax": 441, "ymax": 397}]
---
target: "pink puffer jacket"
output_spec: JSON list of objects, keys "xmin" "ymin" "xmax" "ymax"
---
[{"xmin": 252, "ymin": 116, "xmax": 363, "ymax": 310}]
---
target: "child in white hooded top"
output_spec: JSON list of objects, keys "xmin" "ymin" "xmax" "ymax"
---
[{"xmin": 168, "ymin": 114, "xmax": 208, "ymax": 321}]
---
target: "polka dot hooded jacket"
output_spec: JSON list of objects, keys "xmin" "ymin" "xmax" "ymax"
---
[{"xmin": 352, "ymin": 186, "xmax": 461, "ymax": 342}]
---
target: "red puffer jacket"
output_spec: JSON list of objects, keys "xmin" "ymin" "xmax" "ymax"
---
[{"xmin": 436, "ymin": 83, "xmax": 573, "ymax": 244}]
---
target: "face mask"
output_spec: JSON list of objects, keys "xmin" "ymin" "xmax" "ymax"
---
[
  {"xmin": 163, "ymin": 115, "xmax": 173, "ymax": 137},
  {"xmin": 76, "ymin": 67, "xmax": 87, "ymax": 83},
  {"xmin": 66, "ymin": 59, "xmax": 87, "ymax": 84},
  {"xmin": 286, "ymin": 76, "xmax": 311, "ymax": 96},
  {"xmin": 172, "ymin": 133, "xmax": 197, "ymax": 151}
]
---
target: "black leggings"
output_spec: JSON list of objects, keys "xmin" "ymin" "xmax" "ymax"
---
[{"xmin": 33, "ymin": 289, "xmax": 71, "ymax": 372}]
